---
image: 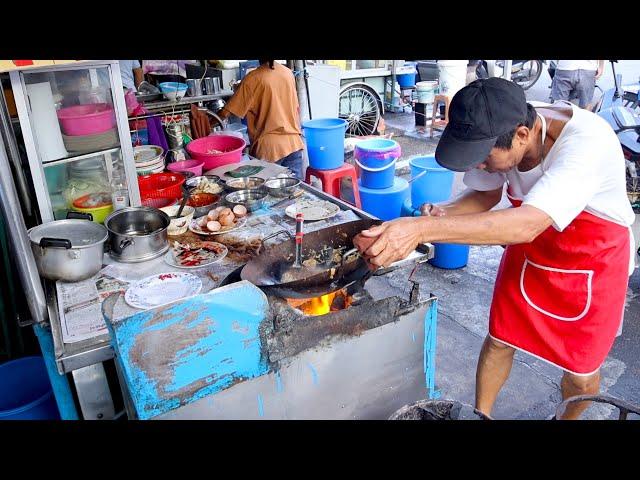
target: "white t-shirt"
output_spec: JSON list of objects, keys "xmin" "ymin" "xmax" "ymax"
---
[
  {"xmin": 556, "ymin": 60, "xmax": 599, "ymax": 71},
  {"xmin": 119, "ymin": 60, "xmax": 141, "ymax": 90},
  {"xmin": 463, "ymin": 103, "xmax": 636, "ymax": 273}
]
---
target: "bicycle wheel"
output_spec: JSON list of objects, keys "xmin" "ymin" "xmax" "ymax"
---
[
  {"xmin": 511, "ymin": 60, "xmax": 543, "ymax": 90},
  {"xmin": 338, "ymin": 84, "xmax": 381, "ymax": 136}
]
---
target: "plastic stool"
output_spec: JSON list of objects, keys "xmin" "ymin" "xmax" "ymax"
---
[
  {"xmin": 305, "ymin": 163, "xmax": 362, "ymax": 208},
  {"xmin": 430, "ymin": 94, "xmax": 451, "ymax": 138}
]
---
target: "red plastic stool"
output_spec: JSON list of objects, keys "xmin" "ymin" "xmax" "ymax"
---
[{"xmin": 305, "ymin": 163, "xmax": 362, "ymax": 208}]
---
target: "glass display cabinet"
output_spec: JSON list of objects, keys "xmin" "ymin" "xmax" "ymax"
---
[{"xmin": 10, "ymin": 60, "xmax": 140, "ymax": 223}]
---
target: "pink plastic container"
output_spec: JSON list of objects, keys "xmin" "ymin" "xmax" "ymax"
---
[
  {"xmin": 57, "ymin": 103, "xmax": 116, "ymax": 136},
  {"xmin": 186, "ymin": 135, "xmax": 246, "ymax": 170},
  {"xmin": 167, "ymin": 160, "xmax": 204, "ymax": 177}
]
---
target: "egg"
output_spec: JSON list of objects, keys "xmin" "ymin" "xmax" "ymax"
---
[
  {"xmin": 198, "ymin": 216, "xmax": 209, "ymax": 227},
  {"xmin": 233, "ymin": 205, "xmax": 247, "ymax": 217},
  {"xmin": 219, "ymin": 207, "xmax": 232, "ymax": 217},
  {"xmin": 219, "ymin": 214, "xmax": 235, "ymax": 226},
  {"xmin": 207, "ymin": 209, "xmax": 219, "ymax": 221},
  {"xmin": 206, "ymin": 221, "xmax": 221, "ymax": 232},
  {"xmin": 214, "ymin": 206, "xmax": 225, "ymax": 213}
]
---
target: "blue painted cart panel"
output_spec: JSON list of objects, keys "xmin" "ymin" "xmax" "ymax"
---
[{"xmin": 106, "ymin": 281, "xmax": 269, "ymax": 419}]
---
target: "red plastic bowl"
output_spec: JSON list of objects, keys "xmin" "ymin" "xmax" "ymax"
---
[
  {"xmin": 57, "ymin": 103, "xmax": 116, "ymax": 136},
  {"xmin": 186, "ymin": 135, "xmax": 246, "ymax": 170},
  {"xmin": 138, "ymin": 173, "xmax": 185, "ymax": 200}
]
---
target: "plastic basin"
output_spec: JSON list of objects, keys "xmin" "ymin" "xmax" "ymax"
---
[
  {"xmin": 167, "ymin": 160, "xmax": 204, "ymax": 177},
  {"xmin": 56, "ymin": 103, "xmax": 116, "ymax": 136},
  {"xmin": 0, "ymin": 356, "xmax": 60, "ymax": 420},
  {"xmin": 186, "ymin": 135, "xmax": 246, "ymax": 170}
]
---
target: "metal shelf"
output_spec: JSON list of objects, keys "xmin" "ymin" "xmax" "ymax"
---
[
  {"xmin": 139, "ymin": 91, "xmax": 233, "ymax": 113},
  {"xmin": 41, "ymin": 147, "xmax": 121, "ymax": 168}
]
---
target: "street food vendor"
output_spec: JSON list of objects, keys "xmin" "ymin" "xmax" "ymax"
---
[
  {"xmin": 216, "ymin": 60, "xmax": 305, "ymax": 179},
  {"xmin": 354, "ymin": 77, "xmax": 635, "ymax": 420}
]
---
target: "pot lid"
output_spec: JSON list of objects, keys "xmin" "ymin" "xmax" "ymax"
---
[{"xmin": 28, "ymin": 219, "xmax": 108, "ymax": 248}]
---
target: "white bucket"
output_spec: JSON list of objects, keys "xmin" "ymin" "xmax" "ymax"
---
[
  {"xmin": 438, "ymin": 60, "xmax": 468, "ymax": 97},
  {"xmin": 416, "ymin": 81, "xmax": 438, "ymax": 104}
]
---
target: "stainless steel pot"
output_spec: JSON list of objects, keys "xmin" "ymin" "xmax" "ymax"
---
[
  {"xmin": 104, "ymin": 207, "xmax": 170, "ymax": 263},
  {"xmin": 28, "ymin": 219, "xmax": 108, "ymax": 282}
]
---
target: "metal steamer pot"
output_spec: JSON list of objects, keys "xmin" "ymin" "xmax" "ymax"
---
[
  {"xmin": 104, "ymin": 207, "xmax": 170, "ymax": 263},
  {"xmin": 28, "ymin": 217, "xmax": 108, "ymax": 282}
]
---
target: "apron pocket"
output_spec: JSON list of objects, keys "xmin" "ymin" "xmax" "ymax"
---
[{"xmin": 520, "ymin": 257, "xmax": 593, "ymax": 321}]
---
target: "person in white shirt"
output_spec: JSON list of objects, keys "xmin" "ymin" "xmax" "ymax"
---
[
  {"xmin": 550, "ymin": 60, "xmax": 605, "ymax": 109},
  {"xmin": 118, "ymin": 60, "xmax": 143, "ymax": 91},
  {"xmin": 354, "ymin": 77, "xmax": 634, "ymax": 420}
]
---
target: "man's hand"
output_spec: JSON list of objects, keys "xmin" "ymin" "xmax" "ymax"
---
[{"xmin": 358, "ymin": 217, "xmax": 424, "ymax": 269}]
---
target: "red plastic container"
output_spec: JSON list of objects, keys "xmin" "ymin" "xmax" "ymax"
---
[
  {"xmin": 138, "ymin": 173, "xmax": 185, "ymax": 201},
  {"xmin": 141, "ymin": 197, "xmax": 178, "ymax": 209},
  {"xmin": 56, "ymin": 103, "xmax": 116, "ymax": 136},
  {"xmin": 186, "ymin": 135, "xmax": 246, "ymax": 170}
]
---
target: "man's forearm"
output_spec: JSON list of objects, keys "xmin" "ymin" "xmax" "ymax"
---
[
  {"xmin": 417, "ymin": 204, "xmax": 552, "ymax": 245},
  {"xmin": 437, "ymin": 187, "xmax": 503, "ymax": 216}
]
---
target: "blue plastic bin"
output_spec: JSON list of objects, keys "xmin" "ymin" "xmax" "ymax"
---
[
  {"xmin": 359, "ymin": 177, "xmax": 409, "ymax": 221},
  {"xmin": 303, "ymin": 118, "xmax": 348, "ymax": 170},
  {"xmin": 410, "ymin": 155, "xmax": 455, "ymax": 207},
  {"xmin": 355, "ymin": 139, "xmax": 401, "ymax": 189},
  {"xmin": 397, "ymin": 72, "xmax": 417, "ymax": 88},
  {"xmin": 0, "ymin": 356, "xmax": 60, "ymax": 420},
  {"xmin": 429, "ymin": 243, "xmax": 470, "ymax": 269}
]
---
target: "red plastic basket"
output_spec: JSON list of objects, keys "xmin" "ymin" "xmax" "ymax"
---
[{"xmin": 138, "ymin": 173, "xmax": 185, "ymax": 201}]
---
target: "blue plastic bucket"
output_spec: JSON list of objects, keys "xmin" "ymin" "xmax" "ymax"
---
[
  {"xmin": 359, "ymin": 177, "xmax": 409, "ymax": 221},
  {"xmin": 397, "ymin": 72, "xmax": 417, "ymax": 88},
  {"xmin": 429, "ymin": 243, "xmax": 470, "ymax": 269},
  {"xmin": 410, "ymin": 155, "xmax": 455, "ymax": 207},
  {"xmin": 355, "ymin": 139, "xmax": 401, "ymax": 189},
  {"xmin": 303, "ymin": 118, "xmax": 348, "ymax": 170},
  {"xmin": 0, "ymin": 356, "xmax": 60, "ymax": 420}
]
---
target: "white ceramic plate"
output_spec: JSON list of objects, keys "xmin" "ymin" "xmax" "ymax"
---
[
  {"xmin": 124, "ymin": 272, "xmax": 202, "ymax": 310},
  {"xmin": 285, "ymin": 199, "xmax": 341, "ymax": 221},
  {"xmin": 163, "ymin": 241, "xmax": 228, "ymax": 269},
  {"xmin": 188, "ymin": 216, "xmax": 247, "ymax": 236}
]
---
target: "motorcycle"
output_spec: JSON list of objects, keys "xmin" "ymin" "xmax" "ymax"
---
[
  {"xmin": 474, "ymin": 60, "xmax": 545, "ymax": 90},
  {"xmin": 594, "ymin": 61, "xmax": 640, "ymax": 205}
]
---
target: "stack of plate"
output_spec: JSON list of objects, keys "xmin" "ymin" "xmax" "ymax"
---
[{"xmin": 134, "ymin": 145, "xmax": 165, "ymax": 175}]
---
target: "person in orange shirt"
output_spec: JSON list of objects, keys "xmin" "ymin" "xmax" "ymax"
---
[{"xmin": 217, "ymin": 60, "xmax": 305, "ymax": 179}]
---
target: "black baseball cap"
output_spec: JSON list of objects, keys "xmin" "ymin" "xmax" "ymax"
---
[{"xmin": 435, "ymin": 77, "xmax": 528, "ymax": 172}]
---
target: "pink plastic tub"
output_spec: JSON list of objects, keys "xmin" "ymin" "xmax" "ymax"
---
[
  {"xmin": 186, "ymin": 135, "xmax": 246, "ymax": 170},
  {"xmin": 167, "ymin": 160, "xmax": 204, "ymax": 177},
  {"xmin": 57, "ymin": 103, "xmax": 116, "ymax": 136}
]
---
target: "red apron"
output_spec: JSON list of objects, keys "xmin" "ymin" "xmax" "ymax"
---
[{"xmin": 489, "ymin": 185, "xmax": 630, "ymax": 375}]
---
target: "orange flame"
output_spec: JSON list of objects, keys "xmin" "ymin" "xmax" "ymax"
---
[{"xmin": 287, "ymin": 289, "xmax": 353, "ymax": 316}]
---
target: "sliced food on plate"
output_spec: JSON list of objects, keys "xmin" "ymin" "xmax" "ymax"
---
[{"xmin": 165, "ymin": 240, "xmax": 228, "ymax": 268}]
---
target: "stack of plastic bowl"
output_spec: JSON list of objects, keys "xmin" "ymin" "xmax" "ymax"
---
[{"xmin": 134, "ymin": 145, "xmax": 165, "ymax": 175}]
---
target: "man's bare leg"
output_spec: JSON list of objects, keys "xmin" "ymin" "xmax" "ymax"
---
[
  {"xmin": 557, "ymin": 370, "xmax": 600, "ymax": 420},
  {"xmin": 475, "ymin": 335, "xmax": 516, "ymax": 416}
]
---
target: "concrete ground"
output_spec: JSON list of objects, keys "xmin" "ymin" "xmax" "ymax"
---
[{"xmin": 375, "ymin": 66, "xmax": 640, "ymax": 419}]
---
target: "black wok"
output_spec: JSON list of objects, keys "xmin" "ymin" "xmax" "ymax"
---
[{"xmin": 240, "ymin": 219, "xmax": 381, "ymax": 298}]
